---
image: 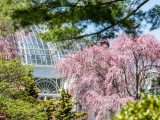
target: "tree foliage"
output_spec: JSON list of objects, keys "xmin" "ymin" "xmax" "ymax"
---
[
  {"xmin": 0, "ymin": 0, "xmax": 28, "ymax": 35},
  {"xmin": 0, "ymin": 53, "xmax": 86, "ymax": 119},
  {"xmin": 10, "ymin": 0, "xmax": 159, "ymax": 41},
  {"xmin": 57, "ymin": 34, "xmax": 160, "ymax": 120},
  {"xmin": 0, "ymin": 57, "xmax": 48, "ymax": 119},
  {"xmin": 0, "ymin": 58, "xmax": 36, "ymax": 100},
  {"xmin": 56, "ymin": 89, "xmax": 86, "ymax": 120},
  {"xmin": 0, "ymin": 95, "xmax": 47, "ymax": 120},
  {"xmin": 48, "ymin": 88, "xmax": 86, "ymax": 120},
  {"xmin": 146, "ymin": 5, "xmax": 160, "ymax": 30},
  {"xmin": 0, "ymin": 35, "xmax": 18, "ymax": 60},
  {"xmin": 39, "ymin": 89, "xmax": 86, "ymax": 120},
  {"xmin": 115, "ymin": 94, "xmax": 160, "ymax": 120}
]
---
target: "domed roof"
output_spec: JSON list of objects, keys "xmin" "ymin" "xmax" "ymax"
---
[{"xmin": 17, "ymin": 25, "xmax": 83, "ymax": 66}]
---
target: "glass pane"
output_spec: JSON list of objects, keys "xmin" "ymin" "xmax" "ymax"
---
[
  {"xmin": 35, "ymin": 50, "xmax": 41, "ymax": 54},
  {"xmin": 36, "ymin": 55, "xmax": 41, "ymax": 60},
  {"xmin": 32, "ymin": 60, "xmax": 37, "ymax": 64},
  {"xmin": 26, "ymin": 49, "xmax": 30, "ymax": 54},
  {"xmin": 31, "ymin": 55, "xmax": 36, "ymax": 59},
  {"xmin": 37, "ymin": 60, "xmax": 41, "ymax": 64},
  {"xmin": 46, "ymin": 55, "xmax": 51, "ymax": 60},
  {"xmin": 28, "ymin": 44, "xmax": 33, "ymax": 48},
  {"xmin": 27, "ymin": 56, "xmax": 31, "ymax": 64},
  {"xmin": 45, "ymin": 50, "xmax": 49, "ymax": 54},
  {"xmin": 30, "ymin": 50, "xmax": 35, "ymax": 54},
  {"xmin": 47, "ymin": 60, "xmax": 51, "ymax": 65},
  {"xmin": 44, "ymin": 43, "xmax": 48, "ymax": 49}
]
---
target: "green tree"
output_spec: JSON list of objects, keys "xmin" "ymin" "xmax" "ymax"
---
[
  {"xmin": 50, "ymin": 89, "xmax": 86, "ymax": 120},
  {"xmin": 115, "ymin": 94, "xmax": 160, "ymax": 120},
  {"xmin": 0, "ymin": 57, "xmax": 37, "ymax": 101},
  {"xmin": 0, "ymin": 95, "xmax": 48, "ymax": 120},
  {"xmin": 11, "ymin": 0, "xmax": 159, "ymax": 41},
  {"xmin": 0, "ymin": 57, "xmax": 85, "ymax": 119},
  {"xmin": 0, "ymin": 0, "xmax": 28, "ymax": 35},
  {"xmin": 0, "ymin": 57, "xmax": 48, "ymax": 119}
]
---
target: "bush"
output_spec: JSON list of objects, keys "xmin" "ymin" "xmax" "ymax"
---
[
  {"xmin": 0, "ymin": 57, "xmax": 48, "ymax": 119},
  {"xmin": 50, "ymin": 89, "xmax": 86, "ymax": 120},
  {"xmin": 0, "ymin": 57, "xmax": 39, "ymax": 101},
  {"xmin": 0, "ymin": 56, "xmax": 86, "ymax": 120},
  {"xmin": 0, "ymin": 95, "xmax": 48, "ymax": 120},
  {"xmin": 115, "ymin": 94, "xmax": 160, "ymax": 120}
]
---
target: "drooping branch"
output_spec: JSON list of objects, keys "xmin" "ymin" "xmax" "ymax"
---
[{"xmin": 57, "ymin": 34, "xmax": 160, "ymax": 119}]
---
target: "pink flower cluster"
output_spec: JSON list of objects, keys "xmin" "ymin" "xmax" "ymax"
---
[
  {"xmin": 0, "ymin": 35, "xmax": 18, "ymax": 60},
  {"xmin": 57, "ymin": 35, "xmax": 160, "ymax": 120}
]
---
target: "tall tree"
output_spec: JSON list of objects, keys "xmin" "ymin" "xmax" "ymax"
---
[
  {"xmin": 57, "ymin": 35, "xmax": 160, "ymax": 120},
  {"xmin": 112, "ymin": 35, "xmax": 160, "ymax": 99},
  {"xmin": 0, "ymin": 57, "xmax": 48, "ymax": 119},
  {"xmin": 11, "ymin": 0, "xmax": 158, "ymax": 42},
  {"xmin": 50, "ymin": 88, "xmax": 86, "ymax": 120}
]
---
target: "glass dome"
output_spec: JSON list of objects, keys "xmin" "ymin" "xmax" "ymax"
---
[
  {"xmin": 17, "ymin": 25, "xmax": 83, "ymax": 66},
  {"xmin": 16, "ymin": 25, "xmax": 83, "ymax": 99},
  {"xmin": 17, "ymin": 26, "xmax": 59, "ymax": 66}
]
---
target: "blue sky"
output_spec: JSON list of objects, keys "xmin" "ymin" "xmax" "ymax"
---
[
  {"xmin": 86, "ymin": 0, "xmax": 160, "ymax": 40},
  {"xmin": 142, "ymin": 0, "xmax": 160, "ymax": 40}
]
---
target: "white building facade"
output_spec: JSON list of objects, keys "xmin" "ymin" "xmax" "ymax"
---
[{"xmin": 16, "ymin": 25, "xmax": 83, "ymax": 100}]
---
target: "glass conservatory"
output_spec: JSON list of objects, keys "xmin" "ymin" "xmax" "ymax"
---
[{"xmin": 16, "ymin": 25, "xmax": 83, "ymax": 100}]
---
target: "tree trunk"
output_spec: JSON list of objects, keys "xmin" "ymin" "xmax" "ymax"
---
[{"xmin": 135, "ymin": 60, "xmax": 139, "ymax": 99}]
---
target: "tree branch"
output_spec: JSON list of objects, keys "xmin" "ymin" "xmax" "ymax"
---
[
  {"xmin": 123, "ymin": 69, "xmax": 132, "ymax": 96},
  {"xmin": 96, "ymin": 0, "xmax": 126, "ymax": 6},
  {"xmin": 67, "ymin": 0, "xmax": 150, "ymax": 40},
  {"xmin": 74, "ymin": 0, "xmax": 125, "ymax": 6}
]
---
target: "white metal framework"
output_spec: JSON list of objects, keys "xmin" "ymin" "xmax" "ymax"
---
[
  {"xmin": 36, "ymin": 78, "xmax": 62, "ymax": 99},
  {"xmin": 17, "ymin": 25, "xmax": 83, "ymax": 99},
  {"xmin": 18, "ymin": 27, "xmax": 60, "ymax": 66},
  {"xmin": 17, "ymin": 25, "xmax": 83, "ymax": 66},
  {"xmin": 17, "ymin": 25, "xmax": 85, "ymax": 99}
]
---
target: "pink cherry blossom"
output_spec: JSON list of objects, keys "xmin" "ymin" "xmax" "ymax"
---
[
  {"xmin": 0, "ymin": 35, "xmax": 18, "ymax": 60},
  {"xmin": 57, "ymin": 34, "xmax": 160, "ymax": 120}
]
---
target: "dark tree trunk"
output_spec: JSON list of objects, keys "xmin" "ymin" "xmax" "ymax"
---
[{"xmin": 135, "ymin": 60, "xmax": 140, "ymax": 99}]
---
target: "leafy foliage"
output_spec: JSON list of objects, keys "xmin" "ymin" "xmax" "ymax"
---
[
  {"xmin": 0, "ymin": 95, "xmax": 47, "ymax": 120},
  {"xmin": 0, "ymin": 57, "xmax": 86, "ymax": 120},
  {"xmin": 115, "ymin": 94, "xmax": 160, "ymax": 120},
  {"xmin": 0, "ymin": 57, "xmax": 38, "ymax": 101},
  {"xmin": 0, "ymin": 57, "xmax": 48, "ymax": 119},
  {"xmin": 146, "ymin": 5, "xmax": 160, "ymax": 30},
  {"xmin": 47, "ymin": 89, "xmax": 86, "ymax": 120},
  {"xmin": 0, "ymin": 0, "xmax": 28, "ymax": 35},
  {"xmin": 11, "ymin": 0, "xmax": 154, "ymax": 41},
  {"xmin": 39, "ymin": 25, "xmax": 83, "ymax": 42}
]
